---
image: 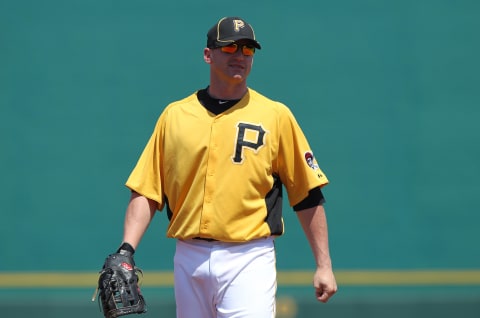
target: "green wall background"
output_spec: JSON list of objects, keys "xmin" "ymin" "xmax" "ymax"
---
[{"xmin": 1, "ymin": 0, "xmax": 479, "ymax": 317}]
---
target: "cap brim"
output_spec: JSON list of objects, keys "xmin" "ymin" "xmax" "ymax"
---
[{"xmin": 215, "ymin": 37, "xmax": 261, "ymax": 49}]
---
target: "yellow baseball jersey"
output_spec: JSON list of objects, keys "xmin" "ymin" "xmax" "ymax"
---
[{"xmin": 126, "ymin": 88, "xmax": 328, "ymax": 242}]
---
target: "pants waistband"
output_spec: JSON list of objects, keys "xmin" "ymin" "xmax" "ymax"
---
[
  {"xmin": 193, "ymin": 237, "xmax": 218, "ymax": 242},
  {"xmin": 181, "ymin": 236, "xmax": 274, "ymax": 248}
]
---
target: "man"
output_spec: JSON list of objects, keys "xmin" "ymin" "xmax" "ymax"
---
[{"xmin": 114, "ymin": 16, "xmax": 336, "ymax": 317}]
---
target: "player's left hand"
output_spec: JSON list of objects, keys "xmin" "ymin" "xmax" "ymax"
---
[
  {"xmin": 313, "ymin": 266, "xmax": 337, "ymax": 303},
  {"xmin": 94, "ymin": 246, "xmax": 147, "ymax": 317}
]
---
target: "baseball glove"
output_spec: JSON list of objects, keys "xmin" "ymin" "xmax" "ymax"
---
[{"xmin": 93, "ymin": 244, "xmax": 147, "ymax": 318}]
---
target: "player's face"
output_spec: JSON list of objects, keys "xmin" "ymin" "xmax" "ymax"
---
[{"xmin": 205, "ymin": 41, "xmax": 254, "ymax": 84}]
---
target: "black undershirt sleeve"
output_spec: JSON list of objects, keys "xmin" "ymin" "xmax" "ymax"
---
[{"xmin": 293, "ymin": 187, "xmax": 325, "ymax": 211}]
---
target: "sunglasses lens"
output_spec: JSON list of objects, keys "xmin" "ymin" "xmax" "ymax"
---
[
  {"xmin": 242, "ymin": 46, "xmax": 255, "ymax": 56},
  {"xmin": 219, "ymin": 44, "xmax": 255, "ymax": 56},
  {"xmin": 221, "ymin": 44, "xmax": 238, "ymax": 54}
]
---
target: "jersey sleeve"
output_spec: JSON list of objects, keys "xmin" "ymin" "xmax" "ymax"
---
[
  {"xmin": 125, "ymin": 113, "xmax": 166, "ymax": 211},
  {"xmin": 275, "ymin": 106, "xmax": 329, "ymax": 207}
]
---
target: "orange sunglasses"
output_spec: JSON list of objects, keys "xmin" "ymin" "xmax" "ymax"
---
[{"xmin": 220, "ymin": 43, "xmax": 256, "ymax": 56}]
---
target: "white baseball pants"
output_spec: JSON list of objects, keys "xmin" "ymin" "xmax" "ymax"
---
[{"xmin": 174, "ymin": 237, "xmax": 277, "ymax": 318}]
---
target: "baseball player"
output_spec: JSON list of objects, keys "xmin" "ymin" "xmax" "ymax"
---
[{"xmin": 108, "ymin": 16, "xmax": 337, "ymax": 317}]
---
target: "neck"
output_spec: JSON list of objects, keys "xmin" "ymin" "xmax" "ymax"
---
[{"xmin": 208, "ymin": 80, "xmax": 248, "ymax": 100}]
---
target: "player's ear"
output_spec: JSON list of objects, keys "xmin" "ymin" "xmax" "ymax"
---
[{"xmin": 204, "ymin": 48, "xmax": 213, "ymax": 64}]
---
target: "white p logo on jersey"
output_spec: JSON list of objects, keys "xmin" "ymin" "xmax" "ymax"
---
[{"xmin": 232, "ymin": 122, "xmax": 266, "ymax": 164}]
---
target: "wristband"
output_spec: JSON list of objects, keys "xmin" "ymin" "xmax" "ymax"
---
[{"xmin": 117, "ymin": 242, "xmax": 135, "ymax": 254}]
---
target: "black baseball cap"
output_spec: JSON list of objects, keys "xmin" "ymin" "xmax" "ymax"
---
[{"xmin": 207, "ymin": 17, "xmax": 261, "ymax": 49}]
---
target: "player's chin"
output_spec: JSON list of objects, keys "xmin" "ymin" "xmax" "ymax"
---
[
  {"xmin": 230, "ymin": 70, "xmax": 251, "ymax": 80},
  {"xmin": 229, "ymin": 66, "xmax": 249, "ymax": 76},
  {"xmin": 231, "ymin": 74, "xmax": 246, "ymax": 81}
]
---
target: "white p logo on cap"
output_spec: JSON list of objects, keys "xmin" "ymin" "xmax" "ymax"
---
[{"xmin": 233, "ymin": 19, "xmax": 245, "ymax": 32}]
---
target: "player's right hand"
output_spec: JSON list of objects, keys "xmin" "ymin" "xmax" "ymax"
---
[{"xmin": 313, "ymin": 267, "xmax": 337, "ymax": 303}]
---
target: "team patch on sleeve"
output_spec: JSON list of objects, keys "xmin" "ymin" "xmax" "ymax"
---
[{"xmin": 304, "ymin": 151, "xmax": 324, "ymax": 179}]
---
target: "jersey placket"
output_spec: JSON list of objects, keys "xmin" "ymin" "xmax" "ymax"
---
[{"xmin": 199, "ymin": 118, "xmax": 220, "ymax": 236}]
